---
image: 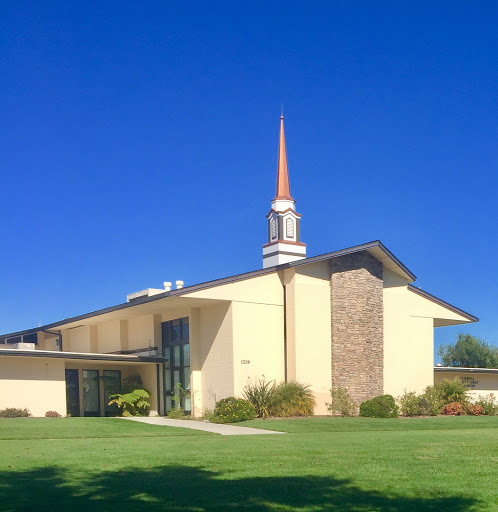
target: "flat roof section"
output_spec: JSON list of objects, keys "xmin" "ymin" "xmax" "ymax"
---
[
  {"xmin": 0, "ymin": 348, "xmax": 164, "ymax": 363},
  {"xmin": 434, "ymin": 367, "xmax": 498, "ymax": 375}
]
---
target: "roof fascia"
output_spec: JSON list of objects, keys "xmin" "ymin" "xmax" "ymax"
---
[
  {"xmin": 0, "ymin": 240, "xmax": 415, "ymax": 338},
  {"xmin": 434, "ymin": 366, "xmax": 498, "ymax": 374},
  {"xmin": 281, "ymin": 240, "xmax": 417, "ymax": 281}
]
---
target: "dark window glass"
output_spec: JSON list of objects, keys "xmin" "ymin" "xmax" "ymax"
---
[
  {"xmin": 82, "ymin": 370, "xmax": 100, "ymax": 417},
  {"xmin": 182, "ymin": 318, "xmax": 189, "ymax": 341},
  {"xmin": 171, "ymin": 320, "xmax": 181, "ymax": 341},
  {"xmin": 183, "ymin": 344, "xmax": 190, "ymax": 366},
  {"xmin": 23, "ymin": 333, "xmax": 38, "ymax": 344},
  {"xmin": 65, "ymin": 369, "xmax": 80, "ymax": 417},
  {"xmin": 103, "ymin": 370, "xmax": 121, "ymax": 417},
  {"xmin": 162, "ymin": 317, "xmax": 191, "ymax": 413}
]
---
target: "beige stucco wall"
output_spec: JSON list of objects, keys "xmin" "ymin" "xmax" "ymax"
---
[
  {"xmin": 384, "ymin": 279, "xmax": 435, "ymax": 397},
  {"xmin": 197, "ymin": 303, "xmax": 234, "ymax": 413},
  {"xmin": 184, "ymin": 273, "xmax": 284, "ymax": 305},
  {"xmin": 0, "ymin": 357, "xmax": 66, "ymax": 417},
  {"xmin": 383, "ymin": 270, "xmax": 473, "ymax": 398},
  {"xmin": 434, "ymin": 371, "xmax": 498, "ymax": 402},
  {"xmin": 66, "ymin": 326, "xmax": 91, "ymax": 353},
  {"xmin": 186, "ymin": 274, "xmax": 286, "ymax": 415},
  {"xmin": 37, "ymin": 332, "xmax": 59, "ymax": 351},
  {"xmin": 291, "ymin": 262, "xmax": 332, "ymax": 415},
  {"xmin": 128, "ymin": 315, "xmax": 158, "ymax": 350},
  {"xmin": 232, "ymin": 301, "xmax": 285, "ymax": 399},
  {"xmin": 96, "ymin": 320, "xmax": 121, "ymax": 353}
]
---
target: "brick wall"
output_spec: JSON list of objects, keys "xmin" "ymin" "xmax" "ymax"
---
[{"xmin": 330, "ymin": 252, "xmax": 384, "ymax": 403}]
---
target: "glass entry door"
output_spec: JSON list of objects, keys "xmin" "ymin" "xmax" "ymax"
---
[
  {"xmin": 162, "ymin": 317, "xmax": 190, "ymax": 413},
  {"xmin": 82, "ymin": 369, "xmax": 100, "ymax": 416}
]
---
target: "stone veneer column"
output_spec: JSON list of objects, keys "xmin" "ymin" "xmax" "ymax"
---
[{"xmin": 329, "ymin": 252, "xmax": 384, "ymax": 404}]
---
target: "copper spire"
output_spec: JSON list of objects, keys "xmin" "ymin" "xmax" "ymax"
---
[{"xmin": 274, "ymin": 114, "xmax": 294, "ymax": 201}]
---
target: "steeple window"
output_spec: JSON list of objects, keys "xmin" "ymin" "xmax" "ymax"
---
[{"xmin": 286, "ymin": 217, "xmax": 295, "ymax": 239}]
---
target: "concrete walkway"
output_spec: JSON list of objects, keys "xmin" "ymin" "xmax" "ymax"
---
[{"xmin": 120, "ymin": 416, "xmax": 285, "ymax": 436}]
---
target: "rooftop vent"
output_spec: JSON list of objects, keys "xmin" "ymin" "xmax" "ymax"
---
[{"xmin": 126, "ymin": 288, "xmax": 165, "ymax": 303}]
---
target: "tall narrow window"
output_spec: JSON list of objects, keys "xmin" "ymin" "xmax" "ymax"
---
[
  {"xmin": 162, "ymin": 317, "xmax": 190, "ymax": 413},
  {"xmin": 271, "ymin": 217, "xmax": 277, "ymax": 240},
  {"xmin": 286, "ymin": 217, "xmax": 294, "ymax": 238}
]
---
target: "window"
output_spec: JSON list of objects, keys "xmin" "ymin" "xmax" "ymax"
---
[
  {"xmin": 271, "ymin": 217, "xmax": 277, "ymax": 240},
  {"xmin": 286, "ymin": 217, "xmax": 294, "ymax": 238},
  {"xmin": 162, "ymin": 317, "xmax": 190, "ymax": 413}
]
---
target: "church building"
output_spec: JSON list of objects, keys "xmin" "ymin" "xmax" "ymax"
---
[{"xmin": 0, "ymin": 116, "xmax": 478, "ymax": 417}]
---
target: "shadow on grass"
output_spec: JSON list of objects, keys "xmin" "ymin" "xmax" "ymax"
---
[{"xmin": 0, "ymin": 466, "xmax": 478, "ymax": 512}]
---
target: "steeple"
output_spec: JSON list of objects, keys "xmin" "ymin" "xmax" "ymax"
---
[
  {"xmin": 262, "ymin": 114, "xmax": 306, "ymax": 268},
  {"xmin": 274, "ymin": 115, "xmax": 293, "ymax": 201}
]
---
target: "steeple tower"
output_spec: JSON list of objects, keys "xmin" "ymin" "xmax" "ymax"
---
[{"xmin": 262, "ymin": 115, "xmax": 306, "ymax": 268}]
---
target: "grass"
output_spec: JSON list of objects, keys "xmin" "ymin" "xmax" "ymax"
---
[{"xmin": 1, "ymin": 416, "xmax": 497, "ymax": 511}]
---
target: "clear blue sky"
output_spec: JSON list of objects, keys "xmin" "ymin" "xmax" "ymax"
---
[{"xmin": 1, "ymin": 2, "xmax": 496, "ymax": 360}]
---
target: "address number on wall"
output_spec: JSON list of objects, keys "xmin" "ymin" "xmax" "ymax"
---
[{"xmin": 241, "ymin": 359, "xmax": 250, "ymax": 364}]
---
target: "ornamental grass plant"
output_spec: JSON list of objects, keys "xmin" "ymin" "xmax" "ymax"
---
[
  {"xmin": 272, "ymin": 381, "xmax": 316, "ymax": 417},
  {"xmin": 242, "ymin": 378, "xmax": 277, "ymax": 418}
]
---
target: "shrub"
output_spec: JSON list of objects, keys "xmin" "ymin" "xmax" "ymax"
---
[
  {"xmin": 211, "ymin": 397, "xmax": 255, "ymax": 423},
  {"xmin": 122, "ymin": 374, "xmax": 142, "ymax": 393},
  {"xmin": 167, "ymin": 383, "xmax": 190, "ymax": 418},
  {"xmin": 201, "ymin": 409, "xmax": 214, "ymax": 421},
  {"xmin": 467, "ymin": 404, "xmax": 483, "ymax": 416},
  {"xmin": 438, "ymin": 378, "xmax": 469, "ymax": 404},
  {"xmin": 440, "ymin": 402, "xmax": 464, "ymax": 415},
  {"xmin": 398, "ymin": 390, "xmax": 422, "ymax": 417},
  {"xmin": 167, "ymin": 407, "xmax": 187, "ymax": 419},
  {"xmin": 326, "ymin": 387, "xmax": 357, "ymax": 417},
  {"xmin": 243, "ymin": 378, "xmax": 277, "ymax": 418},
  {"xmin": 108, "ymin": 389, "xmax": 150, "ymax": 416},
  {"xmin": 45, "ymin": 411, "xmax": 61, "ymax": 418},
  {"xmin": 419, "ymin": 385, "xmax": 445, "ymax": 416},
  {"xmin": 0, "ymin": 408, "xmax": 31, "ymax": 418},
  {"xmin": 475, "ymin": 394, "xmax": 498, "ymax": 416},
  {"xmin": 360, "ymin": 395, "xmax": 398, "ymax": 418},
  {"xmin": 272, "ymin": 381, "xmax": 316, "ymax": 417}
]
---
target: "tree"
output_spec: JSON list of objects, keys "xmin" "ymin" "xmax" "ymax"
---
[{"xmin": 438, "ymin": 333, "xmax": 498, "ymax": 368}]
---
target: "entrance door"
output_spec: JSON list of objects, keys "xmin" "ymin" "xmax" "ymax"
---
[
  {"xmin": 65, "ymin": 369, "xmax": 80, "ymax": 417},
  {"xmin": 162, "ymin": 317, "xmax": 190, "ymax": 413},
  {"xmin": 82, "ymin": 369, "xmax": 100, "ymax": 416}
]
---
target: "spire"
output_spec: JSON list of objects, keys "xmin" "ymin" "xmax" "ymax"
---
[
  {"xmin": 274, "ymin": 115, "xmax": 294, "ymax": 201},
  {"xmin": 263, "ymin": 113, "xmax": 306, "ymax": 268}
]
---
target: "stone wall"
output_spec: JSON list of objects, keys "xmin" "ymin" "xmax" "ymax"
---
[{"xmin": 329, "ymin": 252, "xmax": 384, "ymax": 404}]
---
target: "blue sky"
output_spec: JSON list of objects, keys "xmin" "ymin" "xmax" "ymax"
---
[{"xmin": 1, "ymin": 2, "xmax": 496, "ymax": 360}]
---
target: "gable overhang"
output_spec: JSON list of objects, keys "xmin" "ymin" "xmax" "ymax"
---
[{"xmin": 408, "ymin": 285, "xmax": 478, "ymax": 326}]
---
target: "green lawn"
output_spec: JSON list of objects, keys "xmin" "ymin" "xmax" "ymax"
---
[{"xmin": 1, "ymin": 417, "xmax": 497, "ymax": 511}]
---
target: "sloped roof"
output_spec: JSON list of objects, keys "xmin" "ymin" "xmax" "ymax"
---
[{"xmin": 1, "ymin": 240, "xmax": 415, "ymax": 339}]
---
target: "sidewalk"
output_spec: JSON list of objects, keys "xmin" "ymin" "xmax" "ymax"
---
[{"xmin": 120, "ymin": 416, "xmax": 285, "ymax": 436}]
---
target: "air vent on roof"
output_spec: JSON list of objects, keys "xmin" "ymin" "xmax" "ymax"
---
[{"xmin": 126, "ymin": 288, "xmax": 165, "ymax": 303}]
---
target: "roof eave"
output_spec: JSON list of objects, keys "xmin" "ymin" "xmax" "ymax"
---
[{"xmin": 408, "ymin": 284, "xmax": 479, "ymax": 323}]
